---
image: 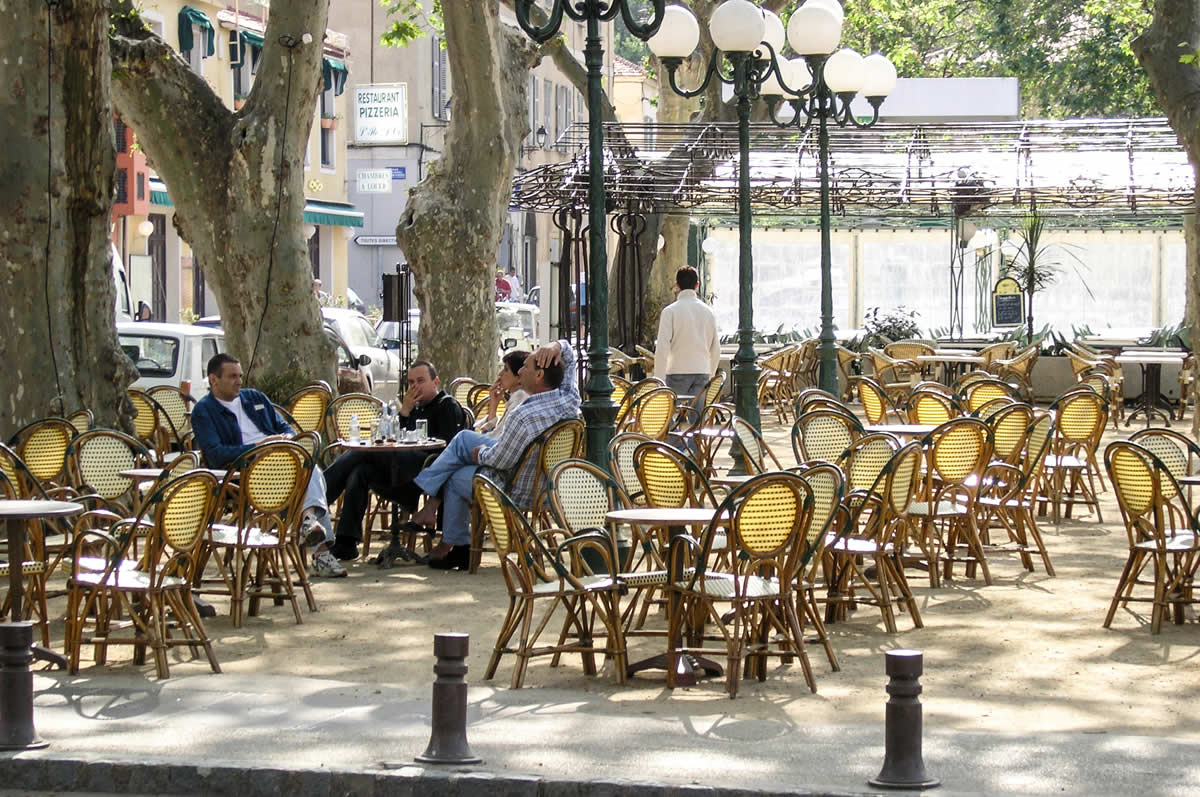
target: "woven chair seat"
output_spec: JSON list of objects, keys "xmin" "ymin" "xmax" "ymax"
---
[
  {"xmin": 1134, "ymin": 536, "xmax": 1200, "ymax": 554},
  {"xmin": 975, "ymin": 495, "xmax": 1024, "ymax": 509},
  {"xmin": 531, "ymin": 574, "xmax": 618, "ymax": 595},
  {"xmin": 70, "ymin": 569, "xmax": 187, "ymax": 590},
  {"xmin": 210, "ymin": 523, "xmax": 281, "ymax": 548},
  {"xmin": 1045, "ymin": 454, "xmax": 1087, "ymax": 470},
  {"xmin": 908, "ymin": 499, "xmax": 969, "ymax": 517},
  {"xmin": 830, "ymin": 537, "xmax": 896, "ymax": 555},
  {"xmin": 0, "ymin": 560, "xmax": 46, "ymax": 576},
  {"xmin": 674, "ymin": 572, "xmax": 781, "ymax": 600},
  {"xmin": 72, "ymin": 555, "xmax": 142, "ymax": 573}
]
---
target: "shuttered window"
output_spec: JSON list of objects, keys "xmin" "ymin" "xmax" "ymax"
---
[{"xmin": 432, "ymin": 37, "xmax": 450, "ymax": 120}]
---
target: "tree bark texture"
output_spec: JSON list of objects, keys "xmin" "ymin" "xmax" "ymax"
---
[
  {"xmin": 396, "ymin": 2, "xmax": 538, "ymax": 382},
  {"xmin": 1133, "ymin": 0, "xmax": 1200, "ymax": 437},
  {"xmin": 110, "ymin": 1, "xmax": 334, "ymax": 399},
  {"xmin": 0, "ymin": 0, "xmax": 138, "ymax": 440}
]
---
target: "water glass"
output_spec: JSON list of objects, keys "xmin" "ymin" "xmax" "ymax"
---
[{"xmin": 415, "ymin": 418, "xmax": 429, "ymax": 440}]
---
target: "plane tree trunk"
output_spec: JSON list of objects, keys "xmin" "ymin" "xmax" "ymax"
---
[
  {"xmin": 0, "ymin": 1, "xmax": 138, "ymax": 439},
  {"xmin": 395, "ymin": 2, "xmax": 539, "ymax": 382},
  {"xmin": 110, "ymin": 1, "xmax": 334, "ymax": 399},
  {"xmin": 1133, "ymin": 0, "xmax": 1200, "ymax": 434}
]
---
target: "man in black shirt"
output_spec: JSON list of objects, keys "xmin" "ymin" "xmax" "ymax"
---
[{"xmin": 324, "ymin": 361, "xmax": 465, "ymax": 561}]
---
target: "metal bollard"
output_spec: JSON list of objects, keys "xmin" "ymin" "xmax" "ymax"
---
[
  {"xmin": 415, "ymin": 632, "xmax": 481, "ymax": 764},
  {"xmin": 0, "ymin": 622, "xmax": 47, "ymax": 750},
  {"xmin": 869, "ymin": 649, "xmax": 939, "ymax": 790}
]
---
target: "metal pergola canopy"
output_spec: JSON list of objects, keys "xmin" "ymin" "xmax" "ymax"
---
[{"xmin": 511, "ymin": 117, "xmax": 1195, "ymax": 229}]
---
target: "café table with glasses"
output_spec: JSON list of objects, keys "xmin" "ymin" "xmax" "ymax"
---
[{"xmin": 330, "ymin": 430, "xmax": 446, "ymax": 567}]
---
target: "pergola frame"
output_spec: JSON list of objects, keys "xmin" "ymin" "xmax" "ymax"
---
[{"xmin": 512, "ymin": 117, "xmax": 1194, "ymax": 228}]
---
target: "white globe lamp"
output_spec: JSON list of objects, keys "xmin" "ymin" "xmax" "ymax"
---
[
  {"xmin": 709, "ymin": 0, "xmax": 766, "ymax": 54},
  {"xmin": 860, "ymin": 52, "xmax": 898, "ymax": 98},
  {"xmin": 755, "ymin": 8, "xmax": 786, "ymax": 59},
  {"xmin": 647, "ymin": 4, "xmax": 701, "ymax": 59},
  {"xmin": 824, "ymin": 47, "xmax": 865, "ymax": 94},
  {"xmin": 786, "ymin": 4, "xmax": 841, "ymax": 56}
]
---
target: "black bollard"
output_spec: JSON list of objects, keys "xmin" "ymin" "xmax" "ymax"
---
[
  {"xmin": 0, "ymin": 622, "xmax": 47, "ymax": 750},
  {"xmin": 415, "ymin": 632, "xmax": 481, "ymax": 764},
  {"xmin": 869, "ymin": 649, "xmax": 939, "ymax": 790}
]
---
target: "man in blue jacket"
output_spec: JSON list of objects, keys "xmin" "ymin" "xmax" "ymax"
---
[{"xmin": 191, "ymin": 353, "xmax": 346, "ymax": 577}]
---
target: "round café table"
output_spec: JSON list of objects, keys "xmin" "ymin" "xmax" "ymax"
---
[
  {"xmin": 0, "ymin": 499, "xmax": 83, "ymax": 749},
  {"xmin": 605, "ymin": 506, "xmax": 729, "ymax": 686}
]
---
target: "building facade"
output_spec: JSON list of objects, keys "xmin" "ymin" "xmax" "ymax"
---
[{"xmin": 114, "ymin": 1, "xmax": 361, "ymax": 322}]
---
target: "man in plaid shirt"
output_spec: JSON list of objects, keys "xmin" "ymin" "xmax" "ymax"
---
[{"xmin": 410, "ymin": 340, "xmax": 578, "ymax": 569}]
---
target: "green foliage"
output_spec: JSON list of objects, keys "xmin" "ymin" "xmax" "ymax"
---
[
  {"xmin": 380, "ymin": 0, "xmax": 443, "ymax": 48},
  {"xmin": 246, "ymin": 366, "xmax": 309, "ymax": 406},
  {"xmin": 862, "ymin": 305, "xmax": 921, "ymax": 347},
  {"xmin": 837, "ymin": 0, "xmax": 1158, "ymax": 118},
  {"xmin": 613, "ymin": 0, "xmax": 656, "ymax": 66},
  {"xmin": 999, "ymin": 210, "xmax": 1093, "ymax": 338}
]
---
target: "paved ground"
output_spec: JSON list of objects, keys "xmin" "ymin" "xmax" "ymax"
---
[{"xmin": 3, "ymin": 406, "xmax": 1200, "ymax": 795}]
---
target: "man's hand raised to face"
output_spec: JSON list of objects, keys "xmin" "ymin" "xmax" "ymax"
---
[{"xmin": 531, "ymin": 341, "xmax": 563, "ymax": 370}]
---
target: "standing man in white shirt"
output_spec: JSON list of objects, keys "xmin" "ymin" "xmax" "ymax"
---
[{"xmin": 653, "ymin": 265, "xmax": 721, "ymax": 399}]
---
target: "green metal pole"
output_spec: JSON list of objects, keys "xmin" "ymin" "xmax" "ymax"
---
[
  {"xmin": 731, "ymin": 55, "xmax": 761, "ymax": 432},
  {"xmin": 581, "ymin": 16, "xmax": 616, "ymax": 469},
  {"xmin": 817, "ymin": 94, "xmax": 839, "ymax": 397}
]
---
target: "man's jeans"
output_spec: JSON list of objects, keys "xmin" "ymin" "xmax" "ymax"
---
[
  {"xmin": 413, "ymin": 431, "xmax": 497, "ymax": 547},
  {"xmin": 665, "ymin": 373, "xmax": 710, "ymax": 400},
  {"xmin": 303, "ymin": 468, "xmax": 333, "ymax": 543}
]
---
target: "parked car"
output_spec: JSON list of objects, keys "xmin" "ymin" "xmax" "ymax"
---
[
  {"xmin": 321, "ymin": 306, "xmax": 401, "ymax": 398},
  {"xmin": 188, "ymin": 317, "xmax": 373, "ymax": 396},
  {"xmin": 118, "ymin": 322, "xmax": 225, "ymax": 391},
  {"xmin": 375, "ymin": 303, "xmax": 539, "ymax": 358}
]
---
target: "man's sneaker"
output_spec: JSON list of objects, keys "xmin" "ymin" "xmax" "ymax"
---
[
  {"xmin": 311, "ymin": 548, "xmax": 347, "ymax": 578},
  {"xmin": 298, "ymin": 516, "xmax": 327, "ymax": 549}
]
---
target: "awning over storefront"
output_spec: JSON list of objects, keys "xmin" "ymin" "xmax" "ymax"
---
[
  {"xmin": 178, "ymin": 6, "xmax": 216, "ymax": 58},
  {"xmin": 323, "ymin": 58, "xmax": 348, "ymax": 96},
  {"xmin": 148, "ymin": 179, "xmax": 363, "ymax": 228},
  {"xmin": 304, "ymin": 199, "xmax": 364, "ymax": 227}
]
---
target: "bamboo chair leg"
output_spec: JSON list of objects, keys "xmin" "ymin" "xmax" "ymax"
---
[
  {"xmin": 486, "ymin": 596, "xmax": 522, "ymax": 681},
  {"xmin": 511, "ymin": 601, "xmax": 536, "ymax": 689},
  {"xmin": 784, "ymin": 600, "xmax": 817, "ymax": 693}
]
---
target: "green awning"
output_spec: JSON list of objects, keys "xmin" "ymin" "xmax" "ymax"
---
[
  {"xmin": 304, "ymin": 199, "xmax": 364, "ymax": 227},
  {"xmin": 238, "ymin": 29, "xmax": 265, "ymax": 49},
  {"xmin": 148, "ymin": 180, "xmax": 363, "ymax": 228},
  {"xmin": 149, "ymin": 178, "xmax": 172, "ymax": 207},
  {"xmin": 322, "ymin": 58, "xmax": 348, "ymax": 97},
  {"xmin": 178, "ymin": 7, "xmax": 215, "ymax": 58}
]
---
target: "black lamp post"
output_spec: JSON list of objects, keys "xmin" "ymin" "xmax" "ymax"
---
[
  {"xmin": 513, "ymin": 0, "xmax": 666, "ymax": 469},
  {"xmin": 652, "ymin": 0, "xmax": 896, "ymax": 402}
]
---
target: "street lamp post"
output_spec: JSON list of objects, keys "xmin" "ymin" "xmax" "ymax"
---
[
  {"xmin": 652, "ymin": 0, "xmax": 896, "ymax": 401},
  {"xmin": 762, "ymin": 0, "xmax": 897, "ymax": 396},
  {"xmin": 514, "ymin": 1, "xmax": 666, "ymax": 470}
]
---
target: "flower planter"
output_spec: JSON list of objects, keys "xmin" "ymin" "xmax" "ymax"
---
[{"xmin": 320, "ymin": 117, "xmax": 337, "ymax": 129}]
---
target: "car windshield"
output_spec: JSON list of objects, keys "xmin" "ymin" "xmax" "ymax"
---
[
  {"xmin": 496, "ymin": 308, "xmax": 534, "ymax": 339},
  {"xmin": 118, "ymin": 333, "xmax": 179, "ymax": 378}
]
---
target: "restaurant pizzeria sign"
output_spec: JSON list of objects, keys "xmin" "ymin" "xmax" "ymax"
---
[{"xmin": 355, "ymin": 84, "xmax": 408, "ymax": 145}]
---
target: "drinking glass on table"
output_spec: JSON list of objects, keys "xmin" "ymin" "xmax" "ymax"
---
[{"xmin": 415, "ymin": 419, "xmax": 429, "ymax": 440}]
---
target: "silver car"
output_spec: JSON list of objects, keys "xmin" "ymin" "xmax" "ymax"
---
[{"xmin": 321, "ymin": 307, "xmax": 400, "ymax": 399}]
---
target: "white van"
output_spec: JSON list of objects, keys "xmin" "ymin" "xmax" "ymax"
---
[
  {"xmin": 113, "ymin": 242, "xmax": 132, "ymax": 322},
  {"xmin": 117, "ymin": 322, "xmax": 225, "ymax": 391}
]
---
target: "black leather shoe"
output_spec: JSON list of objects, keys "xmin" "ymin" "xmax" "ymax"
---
[
  {"xmin": 427, "ymin": 544, "xmax": 470, "ymax": 571},
  {"xmin": 329, "ymin": 537, "xmax": 359, "ymax": 561}
]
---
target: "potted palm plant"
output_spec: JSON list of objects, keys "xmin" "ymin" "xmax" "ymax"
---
[{"xmin": 999, "ymin": 210, "xmax": 1092, "ymax": 341}]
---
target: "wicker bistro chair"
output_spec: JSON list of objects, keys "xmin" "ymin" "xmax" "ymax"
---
[
  {"xmin": 65, "ymin": 429, "xmax": 155, "ymax": 516},
  {"xmin": 907, "ymin": 417, "xmax": 995, "ymax": 587},
  {"xmin": 473, "ymin": 473, "xmax": 627, "ymax": 689},
  {"xmin": 198, "ymin": 441, "xmax": 317, "ymax": 627},
  {"xmin": 324, "ymin": 393, "xmax": 384, "ymax": 444},
  {"xmin": 731, "ymin": 416, "xmax": 785, "ymax": 474},
  {"xmin": 1178, "ymin": 353, "xmax": 1195, "ymax": 420},
  {"xmin": 973, "ymin": 412, "xmax": 1057, "ymax": 577},
  {"xmin": 66, "ymin": 409, "xmax": 94, "ymax": 435},
  {"xmin": 852, "ymin": 376, "xmax": 901, "ymax": 425},
  {"xmin": 448, "ymin": 377, "xmax": 482, "ymax": 407},
  {"xmin": 983, "ymin": 402, "xmax": 1036, "ymax": 467},
  {"xmin": 0, "ymin": 472, "xmax": 52, "ymax": 646},
  {"xmin": 961, "ymin": 378, "xmax": 1019, "ymax": 414},
  {"xmin": 621, "ymin": 386, "xmax": 677, "ymax": 440},
  {"xmin": 147, "ymin": 385, "xmax": 196, "ymax": 453},
  {"xmin": 992, "ymin": 345, "xmax": 1039, "ymax": 401},
  {"xmin": 664, "ymin": 472, "xmax": 822, "ymax": 696},
  {"xmin": 676, "ymin": 403, "xmax": 736, "ymax": 476},
  {"xmin": 8, "ymin": 417, "xmax": 75, "ymax": 492},
  {"xmin": 631, "ymin": 440, "xmax": 722, "ymax": 577},
  {"xmin": 905, "ymin": 389, "xmax": 959, "ymax": 426},
  {"xmin": 616, "ymin": 377, "xmax": 665, "ymax": 428},
  {"xmin": 608, "ymin": 432, "xmax": 652, "ymax": 504},
  {"xmin": 126, "ymin": 389, "xmax": 169, "ymax": 462},
  {"xmin": 823, "ymin": 441, "xmax": 924, "ymax": 633},
  {"xmin": 1103, "ymin": 441, "xmax": 1200, "ymax": 633},
  {"xmin": 756, "ymin": 344, "xmax": 800, "ymax": 424},
  {"xmin": 783, "ymin": 462, "xmax": 845, "ymax": 669},
  {"xmin": 467, "ymin": 418, "xmax": 586, "ymax": 574},
  {"xmin": 284, "ymin": 381, "xmax": 333, "ymax": 438},
  {"xmin": 978, "ymin": 342, "xmax": 1016, "ymax": 371},
  {"xmin": 1044, "ymin": 389, "xmax": 1109, "ymax": 523},
  {"xmin": 791, "ymin": 408, "xmax": 862, "ymax": 465},
  {"xmin": 545, "ymin": 459, "xmax": 680, "ymax": 635},
  {"xmin": 65, "ymin": 470, "xmax": 222, "ymax": 678},
  {"xmin": 865, "ymin": 347, "xmax": 921, "ymax": 402}
]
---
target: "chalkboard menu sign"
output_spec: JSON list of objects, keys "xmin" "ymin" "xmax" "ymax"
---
[{"xmin": 992, "ymin": 278, "xmax": 1024, "ymax": 327}]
